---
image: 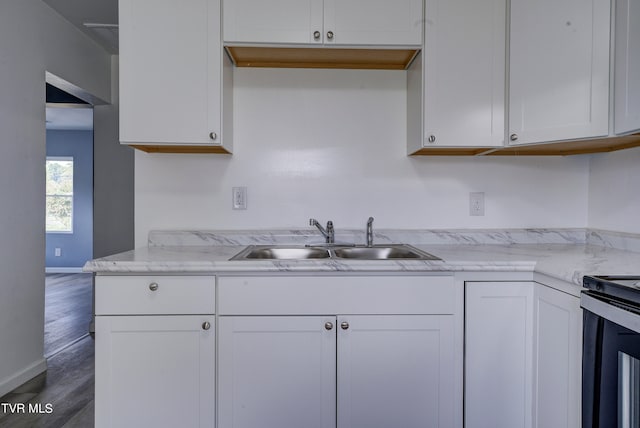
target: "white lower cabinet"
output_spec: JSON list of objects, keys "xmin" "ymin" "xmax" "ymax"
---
[
  {"xmin": 465, "ymin": 281, "xmax": 582, "ymax": 428},
  {"xmin": 217, "ymin": 316, "xmax": 336, "ymax": 428},
  {"xmin": 217, "ymin": 275, "xmax": 459, "ymax": 428},
  {"xmin": 94, "ymin": 275, "xmax": 216, "ymax": 428},
  {"xmin": 336, "ymin": 315, "xmax": 454, "ymax": 428},
  {"xmin": 534, "ymin": 283, "xmax": 582, "ymax": 428},
  {"xmin": 465, "ymin": 282, "xmax": 535, "ymax": 428},
  {"xmin": 218, "ymin": 314, "xmax": 454, "ymax": 428},
  {"xmin": 95, "ymin": 316, "xmax": 215, "ymax": 428}
]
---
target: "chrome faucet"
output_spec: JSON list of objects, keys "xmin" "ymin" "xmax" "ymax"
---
[
  {"xmin": 366, "ymin": 217, "xmax": 374, "ymax": 247},
  {"xmin": 309, "ymin": 218, "xmax": 335, "ymax": 244}
]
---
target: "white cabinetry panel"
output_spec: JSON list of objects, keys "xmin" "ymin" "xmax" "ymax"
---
[
  {"xmin": 95, "ymin": 315, "xmax": 215, "ymax": 428},
  {"xmin": 223, "ymin": 0, "xmax": 421, "ymax": 46},
  {"xmin": 534, "ymin": 284, "xmax": 582, "ymax": 428},
  {"xmin": 337, "ymin": 315, "xmax": 454, "ymax": 428},
  {"xmin": 223, "ymin": 0, "xmax": 323, "ymax": 44},
  {"xmin": 508, "ymin": 0, "xmax": 610, "ymax": 145},
  {"xmin": 614, "ymin": 0, "xmax": 640, "ymax": 134},
  {"xmin": 119, "ymin": 0, "xmax": 231, "ymax": 150},
  {"xmin": 323, "ymin": 0, "xmax": 422, "ymax": 45},
  {"xmin": 465, "ymin": 282, "xmax": 534, "ymax": 428},
  {"xmin": 217, "ymin": 316, "xmax": 336, "ymax": 428},
  {"xmin": 420, "ymin": 0, "xmax": 505, "ymax": 148}
]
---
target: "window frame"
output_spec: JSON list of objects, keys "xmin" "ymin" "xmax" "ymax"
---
[{"xmin": 45, "ymin": 156, "xmax": 74, "ymax": 234}]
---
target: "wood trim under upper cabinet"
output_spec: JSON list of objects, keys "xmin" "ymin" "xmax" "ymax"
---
[
  {"xmin": 488, "ymin": 134, "xmax": 640, "ymax": 156},
  {"xmin": 129, "ymin": 145, "xmax": 232, "ymax": 154},
  {"xmin": 225, "ymin": 46, "xmax": 420, "ymax": 70},
  {"xmin": 409, "ymin": 134, "xmax": 640, "ymax": 156}
]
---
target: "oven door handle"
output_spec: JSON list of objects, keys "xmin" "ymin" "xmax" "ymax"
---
[{"xmin": 581, "ymin": 291, "xmax": 640, "ymax": 333}]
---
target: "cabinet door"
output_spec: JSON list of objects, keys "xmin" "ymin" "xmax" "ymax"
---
[
  {"xmin": 323, "ymin": 0, "xmax": 422, "ymax": 46},
  {"xmin": 223, "ymin": 0, "xmax": 324, "ymax": 44},
  {"xmin": 508, "ymin": 0, "xmax": 610, "ymax": 145},
  {"xmin": 534, "ymin": 284, "xmax": 582, "ymax": 428},
  {"xmin": 95, "ymin": 315, "xmax": 215, "ymax": 428},
  {"xmin": 337, "ymin": 315, "xmax": 455, "ymax": 428},
  {"xmin": 119, "ymin": 0, "xmax": 223, "ymax": 145},
  {"xmin": 465, "ymin": 282, "xmax": 534, "ymax": 428},
  {"xmin": 422, "ymin": 0, "xmax": 505, "ymax": 147},
  {"xmin": 218, "ymin": 316, "xmax": 336, "ymax": 428},
  {"xmin": 614, "ymin": 0, "xmax": 640, "ymax": 135}
]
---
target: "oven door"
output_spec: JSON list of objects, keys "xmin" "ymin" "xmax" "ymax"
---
[{"xmin": 582, "ymin": 291, "xmax": 640, "ymax": 428}]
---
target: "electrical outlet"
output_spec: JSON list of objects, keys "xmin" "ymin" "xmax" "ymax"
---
[
  {"xmin": 469, "ymin": 192, "xmax": 485, "ymax": 216},
  {"xmin": 54, "ymin": 248, "xmax": 61, "ymax": 257},
  {"xmin": 232, "ymin": 187, "xmax": 247, "ymax": 210}
]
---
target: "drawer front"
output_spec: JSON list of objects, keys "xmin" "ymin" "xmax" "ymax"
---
[
  {"xmin": 96, "ymin": 275, "xmax": 215, "ymax": 315},
  {"xmin": 218, "ymin": 275, "xmax": 455, "ymax": 315}
]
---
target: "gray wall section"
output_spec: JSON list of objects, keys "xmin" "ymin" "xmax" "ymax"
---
[
  {"xmin": 45, "ymin": 129, "xmax": 93, "ymax": 267},
  {"xmin": 0, "ymin": 0, "xmax": 111, "ymax": 396},
  {"xmin": 94, "ymin": 56, "xmax": 135, "ymax": 259}
]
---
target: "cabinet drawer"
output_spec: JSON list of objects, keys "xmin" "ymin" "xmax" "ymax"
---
[
  {"xmin": 218, "ymin": 275, "xmax": 455, "ymax": 315},
  {"xmin": 95, "ymin": 276, "xmax": 215, "ymax": 315}
]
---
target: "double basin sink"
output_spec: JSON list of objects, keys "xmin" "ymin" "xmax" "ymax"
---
[{"xmin": 230, "ymin": 244, "xmax": 441, "ymax": 261}]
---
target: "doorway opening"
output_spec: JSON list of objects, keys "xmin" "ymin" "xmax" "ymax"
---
[{"xmin": 44, "ymin": 82, "xmax": 94, "ymax": 357}]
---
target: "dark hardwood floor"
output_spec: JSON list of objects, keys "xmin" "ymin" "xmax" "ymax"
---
[
  {"xmin": 0, "ymin": 273, "xmax": 95, "ymax": 428},
  {"xmin": 44, "ymin": 273, "xmax": 93, "ymax": 357}
]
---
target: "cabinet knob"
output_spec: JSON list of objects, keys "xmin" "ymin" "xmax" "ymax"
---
[
  {"xmin": 326, "ymin": 31, "xmax": 334, "ymax": 40},
  {"xmin": 202, "ymin": 321, "xmax": 211, "ymax": 331},
  {"xmin": 148, "ymin": 282, "xmax": 159, "ymax": 291},
  {"xmin": 428, "ymin": 135, "xmax": 436, "ymax": 143},
  {"xmin": 313, "ymin": 31, "xmax": 321, "ymax": 40},
  {"xmin": 340, "ymin": 321, "xmax": 349, "ymax": 330},
  {"xmin": 325, "ymin": 322, "xmax": 334, "ymax": 331},
  {"xmin": 209, "ymin": 132, "xmax": 217, "ymax": 141},
  {"xmin": 509, "ymin": 133, "xmax": 518, "ymax": 142}
]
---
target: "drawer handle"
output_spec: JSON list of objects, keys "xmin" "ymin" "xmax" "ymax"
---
[
  {"xmin": 340, "ymin": 321, "xmax": 349, "ymax": 330},
  {"xmin": 149, "ymin": 282, "xmax": 159, "ymax": 291},
  {"xmin": 202, "ymin": 321, "xmax": 211, "ymax": 331}
]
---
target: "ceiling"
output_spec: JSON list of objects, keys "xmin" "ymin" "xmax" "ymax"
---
[
  {"xmin": 46, "ymin": 106, "xmax": 94, "ymax": 131},
  {"xmin": 41, "ymin": 0, "xmax": 119, "ymax": 54},
  {"xmin": 42, "ymin": 0, "xmax": 117, "ymax": 130}
]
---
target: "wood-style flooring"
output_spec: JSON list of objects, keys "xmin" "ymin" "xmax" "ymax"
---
[{"xmin": 0, "ymin": 273, "xmax": 95, "ymax": 428}]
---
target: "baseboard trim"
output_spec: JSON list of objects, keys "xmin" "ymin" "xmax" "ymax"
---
[
  {"xmin": 45, "ymin": 267, "xmax": 84, "ymax": 273},
  {"xmin": 0, "ymin": 358, "xmax": 47, "ymax": 398}
]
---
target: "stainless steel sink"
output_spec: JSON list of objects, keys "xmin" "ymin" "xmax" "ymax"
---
[
  {"xmin": 230, "ymin": 246, "xmax": 331, "ymax": 260},
  {"xmin": 230, "ymin": 244, "xmax": 440, "ymax": 261},
  {"xmin": 333, "ymin": 245, "xmax": 440, "ymax": 260}
]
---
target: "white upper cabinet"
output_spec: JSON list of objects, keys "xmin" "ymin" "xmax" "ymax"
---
[
  {"xmin": 223, "ymin": 0, "xmax": 422, "ymax": 46},
  {"xmin": 614, "ymin": 0, "xmax": 640, "ymax": 135},
  {"xmin": 408, "ymin": 0, "xmax": 505, "ymax": 152},
  {"xmin": 223, "ymin": 0, "xmax": 323, "ymax": 44},
  {"xmin": 119, "ymin": 0, "xmax": 232, "ymax": 152},
  {"xmin": 508, "ymin": 0, "xmax": 610, "ymax": 145}
]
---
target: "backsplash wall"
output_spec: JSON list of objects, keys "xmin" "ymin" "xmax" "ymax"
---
[
  {"xmin": 134, "ymin": 68, "xmax": 590, "ymax": 246},
  {"xmin": 588, "ymin": 146, "xmax": 640, "ymax": 234}
]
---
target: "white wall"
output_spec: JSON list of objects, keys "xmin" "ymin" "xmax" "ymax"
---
[
  {"xmin": 588, "ymin": 146, "xmax": 640, "ymax": 233},
  {"xmin": 135, "ymin": 68, "xmax": 590, "ymax": 245},
  {"xmin": 0, "ymin": 0, "xmax": 111, "ymax": 396}
]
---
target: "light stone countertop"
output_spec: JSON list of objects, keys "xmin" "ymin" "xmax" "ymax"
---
[{"xmin": 83, "ymin": 228, "xmax": 640, "ymax": 288}]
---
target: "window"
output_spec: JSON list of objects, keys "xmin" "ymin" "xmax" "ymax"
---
[{"xmin": 46, "ymin": 157, "xmax": 73, "ymax": 233}]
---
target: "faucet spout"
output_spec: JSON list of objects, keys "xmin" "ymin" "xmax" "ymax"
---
[
  {"xmin": 366, "ymin": 217, "xmax": 374, "ymax": 247},
  {"xmin": 309, "ymin": 218, "xmax": 335, "ymax": 244}
]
